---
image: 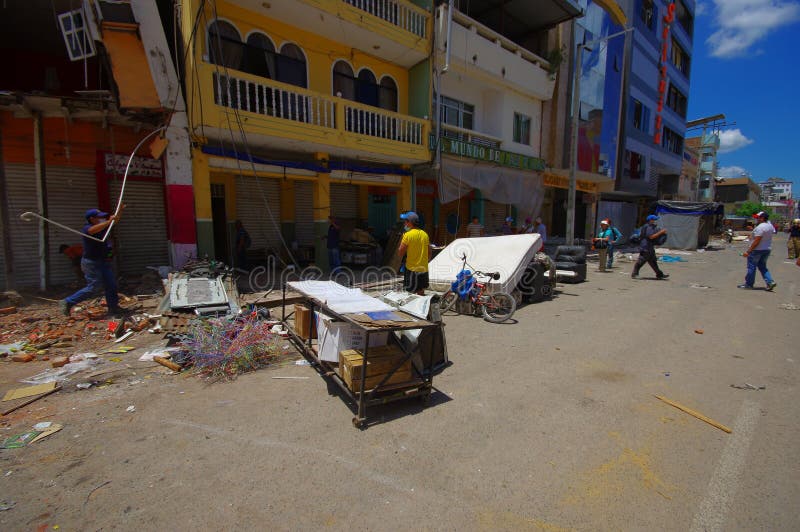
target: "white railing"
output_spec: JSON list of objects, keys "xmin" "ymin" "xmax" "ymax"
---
[
  {"xmin": 344, "ymin": 103, "xmax": 423, "ymax": 145},
  {"xmin": 343, "ymin": 0, "xmax": 428, "ymax": 39},
  {"xmin": 213, "ymin": 72, "xmax": 336, "ymax": 129},
  {"xmin": 442, "ymin": 123, "xmax": 502, "ymax": 149}
]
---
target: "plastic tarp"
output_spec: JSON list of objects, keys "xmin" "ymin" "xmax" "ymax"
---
[
  {"xmin": 428, "ymin": 234, "xmax": 542, "ymax": 293},
  {"xmin": 288, "ymin": 281, "xmax": 392, "ymax": 314},
  {"xmin": 658, "ymin": 213, "xmax": 700, "ymax": 250},
  {"xmin": 655, "ymin": 201, "xmax": 721, "ymax": 215},
  {"xmin": 432, "ymin": 158, "xmax": 545, "ymax": 218}
]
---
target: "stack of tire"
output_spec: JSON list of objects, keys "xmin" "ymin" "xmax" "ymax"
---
[
  {"xmin": 518, "ymin": 254, "xmax": 556, "ymax": 302},
  {"xmin": 554, "ymin": 245, "xmax": 587, "ymax": 283}
]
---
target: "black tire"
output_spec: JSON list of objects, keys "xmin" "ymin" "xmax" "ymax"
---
[
  {"xmin": 439, "ymin": 291, "xmax": 458, "ymax": 313},
  {"xmin": 481, "ymin": 292, "xmax": 517, "ymax": 323}
]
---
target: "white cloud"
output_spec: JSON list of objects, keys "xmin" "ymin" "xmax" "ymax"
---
[
  {"xmin": 718, "ymin": 165, "xmax": 749, "ymax": 178},
  {"xmin": 706, "ymin": 0, "xmax": 800, "ymax": 58},
  {"xmin": 695, "ymin": 1, "xmax": 709, "ymax": 16},
  {"xmin": 718, "ymin": 129, "xmax": 754, "ymax": 153}
]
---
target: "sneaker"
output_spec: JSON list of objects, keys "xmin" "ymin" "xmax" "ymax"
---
[
  {"xmin": 737, "ymin": 284, "xmax": 753, "ymax": 289},
  {"xmin": 58, "ymin": 299, "xmax": 73, "ymax": 316},
  {"xmin": 656, "ymin": 273, "xmax": 669, "ymax": 280},
  {"xmin": 766, "ymin": 281, "xmax": 777, "ymax": 291}
]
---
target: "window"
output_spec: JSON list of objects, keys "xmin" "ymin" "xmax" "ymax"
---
[
  {"xmin": 333, "ymin": 61, "xmax": 356, "ymax": 100},
  {"xmin": 439, "ymin": 96, "xmax": 474, "ymax": 130},
  {"xmin": 630, "ymin": 98, "xmax": 650, "ymax": 132},
  {"xmin": 356, "ymin": 69, "xmax": 379, "ymax": 107},
  {"xmin": 277, "ymin": 43, "xmax": 307, "ymax": 88},
  {"xmin": 662, "ymin": 126, "xmax": 684, "ymax": 155},
  {"xmin": 675, "ymin": 0, "xmax": 694, "ymax": 36},
  {"xmin": 243, "ymin": 33, "xmax": 276, "ymax": 78},
  {"xmin": 513, "ymin": 113, "xmax": 531, "ymax": 145},
  {"xmin": 671, "ymin": 38, "xmax": 691, "ymax": 78},
  {"xmin": 666, "ymin": 84, "xmax": 687, "ymax": 118},
  {"xmin": 378, "ymin": 77, "xmax": 398, "ymax": 112},
  {"xmin": 624, "ymin": 150, "xmax": 644, "ymax": 180},
  {"xmin": 208, "ymin": 20, "xmax": 243, "ymax": 70},
  {"xmin": 640, "ymin": 0, "xmax": 656, "ymax": 31},
  {"xmin": 58, "ymin": 9, "xmax": 96, "ymax": 61}
]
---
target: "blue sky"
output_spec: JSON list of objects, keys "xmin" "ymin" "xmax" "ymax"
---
[{"xmin": 687, "ymin": 0, "xmax": 800, "ymax": 190}]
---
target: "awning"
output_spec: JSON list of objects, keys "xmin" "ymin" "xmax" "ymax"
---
[
  {"xmin": 543, "ymin": 168, "xmax": 615, "ymax": 193},
  {"xmin": 101, "ymin": 21, "xmax": 161, "ymax": 109},
  {"xmin": 592, "ymin": 0, "xmax": 627, "ymax": 27}
]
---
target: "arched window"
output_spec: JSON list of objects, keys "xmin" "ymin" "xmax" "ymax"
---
[
  {"xmin": 356, "ymin": 69, "xmax": 378, "ymax": 107},
  {"xmin": 208, "ymin": 20, "xmax": 243, "ymax": 70},
  {"xmin": 333, "ymin": 60, "xmax": 356, "ymax": 100},
  {"xmin": 277, "ymin": 43, "xmax": 307, "ymax": 88},
  {"xmin": 243, "ymin": 32, "xmax": 276, "ymax": 78},
  {"xmin": 379, "ymin": 76, "xmax": 398, "ymax": 112}
]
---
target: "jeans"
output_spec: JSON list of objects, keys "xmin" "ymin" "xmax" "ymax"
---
[
  {"xmin": 745, "ymin": 249, "xmax": 774, "ymax": 287},
  {"xmin": 66, "ymin": 259, "xmax": 119, "ymax": 309},
  {"xmin": 607, "ymin": 245, "xmax": 615, "ymax": 268},
  {"xmin": 328, "ymin": 247, "xmax": 341, "ymax": 272}
]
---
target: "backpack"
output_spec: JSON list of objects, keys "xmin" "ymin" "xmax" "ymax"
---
[
  {"xmin": 629, "ymin": 226, "xmax": 643, "ymax": 244},
  {"xmin": 654, "ymin": 232, "xmax": 667, "ymax": 245},
  {"xmin": 611, "ymin": 227, "xmax": 623, "ymax": 245}
]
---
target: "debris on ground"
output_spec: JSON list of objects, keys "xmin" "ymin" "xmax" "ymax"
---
[
  {"xmin": 779, "ymin": 303, "xmax": 800, "ymax": 311},
  {"xmin": 2, "ymin": 382, "xmax": 58, "ymax": 401},
  {"xmin": 730, "ymin": 383, "xmax": 766, "ymax": 390},
  {"xmin": 694, "ymin": 329, "xmax": 704, "ymax": 334},
  {"xmin": 1, "ymin": 422, "xmax": 62, "ymax": 448},
  {"xmin": 654, "ymin": 394, "xmax": 732, "ymax": 433},
  {"xmin": 689, "ymin": 283, "xmax": 711, "ymax": 290}
]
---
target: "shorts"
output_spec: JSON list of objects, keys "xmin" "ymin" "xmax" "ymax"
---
[{"xmin": 403, "ymin": 270, "xmax": 429, "ymax": 293}]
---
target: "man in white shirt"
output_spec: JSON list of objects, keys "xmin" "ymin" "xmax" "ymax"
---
[
  {"xmin": 738, "ymin": 211, "xmax": 777, "ymax": 291},
  {"xmin": 466, "ymin": 216, "xmax": 484, "ymax": 238}
]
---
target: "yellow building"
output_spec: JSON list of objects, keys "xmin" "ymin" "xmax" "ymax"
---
[{"xmin": 180, "ymin": 0, "xmax": 432, "ymax": 269}]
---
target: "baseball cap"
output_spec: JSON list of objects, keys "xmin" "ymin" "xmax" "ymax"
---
[
  {"xmin": 505, "ymin": 216, "xmax": 514, "ymax": 223},
  {"xmin": 646, "ymin": 214, "xmax": 659, "ymax": 221},
  {"xmin": 753, "ymin": 211, "xmax": 769, "ymax": 219},
  {"xmin": 85, "ymin": 208, "xmax": 109, "ymax": 220},
  {"xmin": 400, "ymin": 211, "xmax": 419, "ymax": 223},
  {"xmin": 600, "ymin": 219, "xmax": 609, "ymax": 225}
]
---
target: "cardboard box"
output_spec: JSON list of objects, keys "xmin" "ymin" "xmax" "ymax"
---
[
  {"xmin": 339, "ymin": 346, "xmax": 413, "ymax": 392},
  {"xmin": 294, "ymin": 304, "xmax": 316, "ymax": 340},
  {"xmin": 315, "ymin": 313, "xmax": 388, "ymax": 363}
]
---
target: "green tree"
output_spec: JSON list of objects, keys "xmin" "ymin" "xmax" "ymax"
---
[{"xmin": 735, "ymin": 201, "xmax": 772, "ymax": 218}]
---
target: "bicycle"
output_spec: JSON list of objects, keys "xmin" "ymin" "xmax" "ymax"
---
[{"xmin": 438, "ymin": 253, "xmax": 517, "ymax": 323}]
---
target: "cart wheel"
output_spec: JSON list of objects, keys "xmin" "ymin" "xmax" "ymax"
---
[{"xmin": 352, "ymin": 417, "xmax": 364, "ymax": 428}]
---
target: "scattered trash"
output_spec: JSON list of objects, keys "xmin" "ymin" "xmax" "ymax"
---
[
  {"xmin": 694, "ymin": 329, "xmax": 704, "ymax": 334},
  {"xmin": 730, "ymin": 383, "xmax": 765, "ymax": 390},
  {"xmin": 138, "ymin": 347, "xmax": 181, "ymax": 362},
  {"xmin": 1, "ymin": 431, "xmax": 41, "ymax": 449},
  {"xmin": 21, "ymin": 358, "xmax": 102, "ymax": 385},
  {"xmin": 779, "ymin": 303, "xmax": 800, "ymax": 310},
  {"xmin": 3, "ymin": 382, "xmax": 58, "ymax": 402},
  {"xmin": 659, "ymin": 255, "xmax": 688, "ymax": 263},
  {"xmin": 76, "ymin": 382, "xmax": 94, "ymax": 390},
  {"xmin": 30, "ymin": 422, "xmax": 63, "ymax": 443},
  {"xmin": 689, "ymin": 283, "xmax": 711, "ymax": 289},
  {"xmin": 0, "ymin": 342, "xmax": 25, "ymax": 357},
  {"xmin": 114, "ymin": 331, "xmax": 134, "ymax": 343},
  {"xmin": 153, "ymin": 356, "xmax": 182, "ymax": 372},
  {"xmin": 654, "ymin": 394, "xmax": 731, "ymax": 433},
  {"xmin": 11, "ymin": 353, "xmax": 34, "ymax": 363},
  {"xmin": 295, "ymin": 359, "xmax": 311, "ymax": 366},
  {"xmin": 664, "ymin": 372, "xmax": 671, "ymax": 377},
  {"xmin": 0, "ymin": 501, "xmax": 15, "ymax": 511},
  {"xmin": 126, "ymin": 405, "xmax": 136, "ymax": 413},
  {"xmin": 108, "ymin": 357, "xmax": 123, "ymax": 363}
]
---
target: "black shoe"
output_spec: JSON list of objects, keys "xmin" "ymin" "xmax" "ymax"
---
[
  {"xmin": 107, "ymin": 306, "xmax": 128, "ymax": 318},
  {"xmin": 59, "ymin": 299, "xmax": 73, "ymax": 316},
  {"xmin": 656, "ymin": 273, "xmax": 669, "ymax": 280},
  {"xmin": 766, "ymin": 281, "xmax": 777, "ymax": 291}
]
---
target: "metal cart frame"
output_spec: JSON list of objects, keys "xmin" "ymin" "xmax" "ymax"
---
[{"xmin": 281, "ymin": 284, "xmax": 440, "ymax": 428}]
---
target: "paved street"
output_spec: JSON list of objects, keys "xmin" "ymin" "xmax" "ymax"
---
[{"xmin": 1, "ymin": 236, "xmax": 798, "ymax": 531}]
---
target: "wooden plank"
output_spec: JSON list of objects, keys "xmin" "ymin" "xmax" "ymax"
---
[{"xmin": 654, "ymin": 394, "xmax": 732, "ymax": 433}]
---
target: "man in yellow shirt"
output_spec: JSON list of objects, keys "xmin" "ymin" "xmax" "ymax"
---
[{"xmin": 398, "ymin": 212, "xmax": 430, "ymax": 295}]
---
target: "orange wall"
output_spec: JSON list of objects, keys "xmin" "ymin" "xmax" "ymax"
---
[{"xmin": 0, "ymin": 111, "xmax": 152, "ymax": 168}]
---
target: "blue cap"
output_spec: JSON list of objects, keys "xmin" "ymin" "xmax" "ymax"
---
[
  {"xmin": 505, "ymin": 217, "xmax": 514, "ymax": 223},
  {"xmin": 85, "ymin": 208, "xmax": 109, "ymax": 220},
  {"xmin": 400, "ymin": 211, "xmax": 419, "ymax": 223},
  {"xmin": 646, "ymin": 214, "xmax": 659, "ymax": 221}
]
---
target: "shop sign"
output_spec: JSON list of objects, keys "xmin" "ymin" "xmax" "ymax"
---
[
  {"xmin": 542, "ymin": 172, "xmax": 599, "ymax": 193},
  {"xmin": 103, "ymin": 152, "xmax": 164, "ymax": 178},
  {"xmin": 654, "ymin": 1, "xmax": 676, "ymax": 145},
  {"xmin": 430, "ymin": 135, "xmax": 546, "ymax": 172}
]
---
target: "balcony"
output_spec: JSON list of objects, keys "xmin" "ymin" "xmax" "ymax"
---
[
  {"xmin": 435, "ymin": 5, "xmax": 555, "ymax": 100},
  {"xmin": 441, "ymin": 124, "xmax": 502, "ymax": 149},
  {"xmin": 238, "ymin": 0, "xmax": 431, "ymax": 68},
  {"xmin": 196, "ymin": 64, "xmax": 429, "ymax": 164},
  {"xmin": 699, "ymin": 160, "xmax": 714, "ymax": 173}
]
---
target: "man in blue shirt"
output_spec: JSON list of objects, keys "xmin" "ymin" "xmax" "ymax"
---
[
  {"xmin": 631, "ymin": 214, "xmax": 668, "ymax": 280},
  {"xmin": 59, "ymin": 206, "xmax": 125, "ymax": 316}
]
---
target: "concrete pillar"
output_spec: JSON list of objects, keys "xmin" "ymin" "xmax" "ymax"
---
[
  {"xmin": 192, "ymin": 149, "xmax": 214, "ymax": 259},
  {"xmin": 313, "ymin": 171, "xmax": 331, "ymax": 271},
  {"xmin": 398, "ymin": 175, "xmax": 412, "ymax": 216},
  {"xmin": 358, "ymin": 185, "xmax": 369, "ymax": 220}
]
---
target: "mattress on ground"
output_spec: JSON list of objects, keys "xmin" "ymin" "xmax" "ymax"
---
[{"xmin": 428, "ymin": 234, "xmax": 542, "ymax": 293}]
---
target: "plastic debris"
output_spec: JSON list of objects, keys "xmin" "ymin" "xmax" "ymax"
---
[
  {"xmin": 126, "ymin": 405, "xmax": 136, "ymax": 413},
  {"xmin": 295, "ymin": 359, "xmax": 311, "ymax": 366},
  {"xmin": 0, "ymin": 501, "xmax": 16, "ymax": 511},
  {"xmin": 730, "ymin": 383, "xmax": 765, "ymax": 390}
]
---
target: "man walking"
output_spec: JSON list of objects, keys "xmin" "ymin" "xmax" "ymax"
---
[
  {"xmin": 739, "ymin": 211, "xmax": 777, "ymax": 291},
  {"xmin": 59, "ymin": 206, "xmax": 125, "ymax": 316},
  {"xmin": 398, "ymin": 212, "xmax": 429, "ymax": 295},
  {"xmin": 787, "ymin": 218, "xmax": 800, "ymax": 260},
  {"xmin": 533, "ymin": 216, "xmax": 547, "ymax": 243},
  {"xmin": 631, "ymin": 214, "xmax": 669, "ymax": 280}
]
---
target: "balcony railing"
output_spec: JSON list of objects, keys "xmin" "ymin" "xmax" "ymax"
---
[
  {"xmin": 442, "ymin": 123, "xmax": 502, "ymax": 149},
  {"xmin": 342, "ymin": 0, "xmax": 428, "ymax": 38},
  {"xmin": 212, "ymin": 69, "xmax": 425, "ymax": 147}
]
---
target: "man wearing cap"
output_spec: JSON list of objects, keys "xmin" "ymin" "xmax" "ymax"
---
[
  {"xmin": 59, "ymin": 205, "xmax": 126, "ymax": 316},
  {"xmin": 533, "ymin": 216, "xmax": 547, "ymax": 243},
  {"xmin": 788, "ymin": 218, "xmax": 800, "ymax": 260},
  {"xmin": 739, "ymin": 211, "xmax": 777, "ymax": 291},
  {"xmin": 631, "ymin": 214, "xmax": 669, "ymax": 280},
  {"xmin": 594, "ymin": 220, "xmax": 618, "ymax": 272},
  {"xmin": 398, "ymin": 212, "xmax": 429, "ymax": 295},
  {"xmin": 501, "ymin": 217, "xmax": 515, "ymax": 235}
]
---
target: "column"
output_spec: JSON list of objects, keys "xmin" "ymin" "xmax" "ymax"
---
[
  {"xmin": 313, "ymin": 165, "xmax": 331, "ymax": 271},
  {"xmin": 192, "ymin": 148, "xmax": 214, "ymax": 259},
  {"xmin": 280, "ymin": 179, "xmax": 296, "ymax": 247}
]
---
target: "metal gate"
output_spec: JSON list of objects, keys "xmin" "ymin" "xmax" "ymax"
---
[
  {"xmin": 485, "ymin": 200, "xmax": 508, "ymax": 235},
  {"xmin": 235, "ymin": 175, "xmax": 282, "ymax": 253},
  {"xmin": 3, "ymin": 163, "xmax": 39, "ymax": 288},
  {"xmin": 109, "ymin": 179, "xmax": 169, "ymax": 276},
  {"xmin": 330, "ymin": 183, "xmax": 359, "ymax": 220},
  {"xmin": 293, "ymin": 180, "xmax": 314, "ymax": 246},
  {"xmin": 47, "ymin": 166, "xmax": 97, "ymax": 284}
]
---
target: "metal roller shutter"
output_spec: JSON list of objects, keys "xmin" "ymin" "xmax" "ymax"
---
[
  {"xmin": 46, "ymin": 167, "xmax": 97, "ymax": 285},
  {"xmin": 293, "ymin": 180, "xmax": 314, "ymax": 246},
  {"xmin": 236, "ymin": 176, "xmax": 282, "ymax": 252},
  {"xmin": 485, "ymin": 201, "xmax": 508, "ymax": 235},
  {"xmin": 4, "ymin": 163, "xmax": 39, "ymax": 288},
  {"xmin": 109, "ymin": 180, "xmax": 169, "ymax": 275},
  {"xmin": 330, "ymin": 183, "xmax": 359, "ymax": 220}
]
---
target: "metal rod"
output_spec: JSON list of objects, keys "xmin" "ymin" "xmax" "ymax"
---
[
  {"xmin": 566, "ymin": 45, "xmax": 581, "ymax": 246},
  {"xmin": 33, "ymin": 113, "xmax": 49, "ymax": 291},
  {"xmin": 442, "ymin": 0, "xmax": 454, "ymax": 73}
]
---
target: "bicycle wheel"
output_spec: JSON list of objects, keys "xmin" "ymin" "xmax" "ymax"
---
[
  {"xmin": 439, "ymin": 291, "xmax": 458, "ymax": 313},
  {"xmin": 481, "ymin": 291, "xmax": 516, "ymax": 323}
]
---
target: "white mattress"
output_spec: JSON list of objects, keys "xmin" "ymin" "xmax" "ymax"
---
[{"xmin": 428, "ymin": 234, "xmax": 542, "ymax": 293}]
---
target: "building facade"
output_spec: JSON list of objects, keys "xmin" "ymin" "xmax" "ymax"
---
[
  {"xmin": 759, "ymin": 177, "xmax": 796, "ymax": 221},
  {"xmin": 715, "ymin": 177, "xmax": 761, "ymax": 214}
]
